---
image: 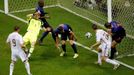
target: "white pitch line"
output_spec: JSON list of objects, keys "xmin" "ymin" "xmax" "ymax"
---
[
  {"xmin": 0, "ymin": 9, "xmax": 4, "ymax": 13},
  {"xmin": 4, "ymin": 5, "xmax": 134, "ymax": 70}
]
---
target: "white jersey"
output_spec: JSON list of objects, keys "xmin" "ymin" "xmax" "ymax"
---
[
  {"xmin": 96, "ymin": 29, "xmax": 112, "ymax": 56},
  {"xmin": 7, "ymin": 32, "xmax": 27, "ymax": 61},
  {"xmin": 96, "ymin": 29, "xmax": 111, "ymax": 46},
  {"xmin": 7, "ymin": 32, "xmax": 23, "ymax": 51}
]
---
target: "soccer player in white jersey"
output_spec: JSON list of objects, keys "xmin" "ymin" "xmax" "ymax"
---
[
  {"xmin": 7, "ymin": 26, "xmax": 32, "ymax": 75},
  {"xmin": 90, "ymin": 24, "xmax": 120, "ymax": 70}
]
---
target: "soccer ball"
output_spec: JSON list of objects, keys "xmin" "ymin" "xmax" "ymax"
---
[{"xmin": 85, "ymin": 32, "xmax": 92, "ymax": 38}]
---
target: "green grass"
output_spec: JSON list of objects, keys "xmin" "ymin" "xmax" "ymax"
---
[
  {"xmin": 0, "ymin": 0, "xmax": 4, "ymax": 10},
  {"xmin": 0, "ymin": 7, "xmax": 134, "ymax": 75}
]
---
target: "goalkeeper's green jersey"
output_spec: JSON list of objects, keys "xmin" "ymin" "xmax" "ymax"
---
[{"xmin": 27, "ymin": 18, "xmax": 42, "ymax": 35}]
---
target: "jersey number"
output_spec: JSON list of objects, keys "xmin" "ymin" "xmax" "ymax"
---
[
  {"xmin": 12, "ymin": 39, "xmax": 16, "ymax": 47},
  {"xmin": 103, "ymin": 33, "xmax": 109, "ymax": 40}
]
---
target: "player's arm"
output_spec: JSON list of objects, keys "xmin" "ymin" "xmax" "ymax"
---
[
  {"xmin": 40, "ymin": 15, "xmax": 50, "ymax": 19},
  {"xmin": 6, "ymin": 35, "xmax": 10, "ymax": 45},
  {"xmin": 26, "ymin": 14, "xmax": 33, "ymax": 22},
  {"xmin": 19, "ymin": 36, "xmax": 28, "ymax": 51},
  {"xmin": 68, "ymin": 26, "xmax": 77, "ymax": 41},
  {"xmin": 90, "ymin": 32, "xmax": 101, "ymax": 49},
  {"xmin": 70, "ymin": 31, "xmax": 77, "ymax": 41},
  {"xmin": 90, "ymin": 41, "xmax": 101, "ymax": 49}
]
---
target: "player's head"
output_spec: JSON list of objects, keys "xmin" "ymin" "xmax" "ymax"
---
[
  {"xmin": 58, "ymin": 26, "xmax": 63, "ymax": 32},
  {"xmin": 14, "ymin": 26, "xmax": 20, "ymax": 32},
  {"xmin": 38, "ymin": 0, "xmax": 44, "ymax": 7},
  {"xmin": 33, "ymin": 12, "xmax": 40, "ymax": 19},
  {"xmin": 92, "ymin": 24, "xmax": 98, "ymax": 31},
  {"xmin": 104, "ymin": 22, "xmax": 112, "ymax": 29}
]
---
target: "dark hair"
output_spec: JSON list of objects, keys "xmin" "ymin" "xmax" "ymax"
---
[
  {"xmin": 57, "ymin": 26, "xmax": 63, "ymax": 31},
  {"xmin": 38, "ymin": 0, "xmax": 44, "ymax": 7},
  {"xmin": 14, "ymin": 26, "xmax": 20, "ymax": 31},
  {"xmin": 104, "ymin": 22, "xmax": 111, "ymax": 29},
  {"xmin": 92, "ymin": 24, "xmax": 98, "ymax": 30}
]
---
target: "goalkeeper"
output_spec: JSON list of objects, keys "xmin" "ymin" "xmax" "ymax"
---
[
  {"xmin": 23, "ymin": 12, "xmax": 42, "ymax": 58},
  {"xmin": 36, "ymin": 0, "xmax": 56, "ymax": 45}
]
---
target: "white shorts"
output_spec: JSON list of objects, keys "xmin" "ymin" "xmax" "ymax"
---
[
  {"xmin": 99, "ymin": 44, "xmax": 110, "ymax": 57},
  {"xmin": 11, "ymin": 50, "xmax": 27, "ymax": 62}
]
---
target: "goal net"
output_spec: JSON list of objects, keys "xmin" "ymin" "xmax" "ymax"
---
[
  {"xmin": 4, "ymin": 0, "xmax": 58, "ymax": 13},
  {"xmin": 3, "ymin": 0, "xmax": 134, "ymax": 58}
]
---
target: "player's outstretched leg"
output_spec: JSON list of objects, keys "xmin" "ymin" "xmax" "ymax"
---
[
  {"xmin": 28, "ymin": 42, "xmax": 35, "ymax": 58},
  {"xmin": 51, "ymin": 30, "xmax": 56, "ymax": 42},
  {"xmin": 105, "ymin": 58, "xmax": 120, "ymax": 70},
  {"xmin": 39, "ymin": 31, "xmax": 49, "ymax": 45}
]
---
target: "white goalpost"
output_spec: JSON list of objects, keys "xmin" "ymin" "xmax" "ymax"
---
[{"xmin": 4, "ymin": 0, "xmax": 8, "ymax": 14}]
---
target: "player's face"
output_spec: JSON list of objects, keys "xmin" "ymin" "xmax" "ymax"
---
[{"xmin": 34, "ymin": 13, "xmax": 40, "ymax": 19}]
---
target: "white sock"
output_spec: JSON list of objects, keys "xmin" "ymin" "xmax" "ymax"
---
[
  {"xmin": 98, "ymin": 52, "xmax": 102, "ymax": 64},
  {"xmin": 24, "ymin": 61, "xmax": 31, "ymax": 75},
  {"xmin": 105, "ymin": 58, "xmax": 118, "ymax": 65},
  {"xmin": 9, "ymin": 62, "xmax": 14, "ymax": 75}
]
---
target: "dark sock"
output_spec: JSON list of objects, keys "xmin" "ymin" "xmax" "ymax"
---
[
  {"xmin": 71, "ymin": 44, "xmax": 77, "ymax": 53},
  {"xmin": 40, "ymin": 31, "xmax": 49, "ymax": 42},
  {"xmin": 109, "ymin": 47, "xmax": 116, "ymax": 59},
  {"xmin": 62, "ymin": 44, "xmax": 66, "ymax": 52},
  {"xmin": 51, "ymin": 31, "xmax": 56, "ymax": 42}
]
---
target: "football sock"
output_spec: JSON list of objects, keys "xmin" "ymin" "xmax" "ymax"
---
[
  {"xmin": 71, "ymin": 44, "xmax": 77, "ymax": 53},
  {"xmin": 9, "ymin": 62, "xmax": 14, "ymax": 75},
  {"xmin": 98, "ymin": 52, "xmax": 102, "ymax": 64},
  {"xmin": 105, "ymin": 58, "xmax": 118, "ymax": 65},
  {"xmin": 109, "ymin": 47, "xmax": 117, "ymax": 59},
  {"xmin": 51, "ymin": 31, "xmax": 56, "ymax": 42},
  {"xmin": 62, "ymin": 44, "xmax": 66, "ymax": 52},
  {"xmin": 40, "ymin": 31, "xmax": 49, "ymax": 42},
  {"xmin": 24, "ymin": 61, "xmax": 31, "ymax": 75}
]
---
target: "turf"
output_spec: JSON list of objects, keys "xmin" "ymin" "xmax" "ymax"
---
[{"xmin": 0, "ymin": 6, "xmax": 134, "ymax": 75}]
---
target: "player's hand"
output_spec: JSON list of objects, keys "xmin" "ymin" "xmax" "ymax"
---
[
  {"xmin": 45, "ymin": 16, "xmax": 50, "ymax": 19},
  {"xmin": 90, "ymin": 46, "xmax": 94, "ymax": 50},
  {"xmin": 55, "ymin": 43, "xmax": 59, "ymax": 49}
]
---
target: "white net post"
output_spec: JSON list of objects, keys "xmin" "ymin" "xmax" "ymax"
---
[
  {"xmin": 4, "ymin": 0, "xmax": 9, "ymax": 14},
  {"xmin": 107, "ymin": 0, "xmax": 112, "ymax": 22}
]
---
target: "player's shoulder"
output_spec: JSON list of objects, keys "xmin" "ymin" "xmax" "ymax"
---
[{"xmin": 97, "ymin": 29, "xmax": 105, "ymax": 33}]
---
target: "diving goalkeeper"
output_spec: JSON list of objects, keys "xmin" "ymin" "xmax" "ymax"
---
[{"xmin": 23, "ymin": 12, "xmax": 42, "ymax": 58}]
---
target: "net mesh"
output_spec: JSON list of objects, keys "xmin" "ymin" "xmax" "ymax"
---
[{"xmin": 8, "ymin": 0, "xmax": 57, "ymax": 13}]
